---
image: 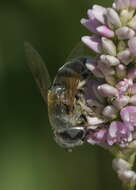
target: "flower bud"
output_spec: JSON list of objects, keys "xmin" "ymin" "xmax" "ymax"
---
[
  {"xmin": 128, "ymin": 37, "xmax": 136, "ymax": 55},
  {"xmin": 80, "ymin": 0, "xmax": 136, "ymax": 148},
  {"xmin": 97, "ymin": 62, "xmax": 116, "ymax": 84},
  {"xmin": 80, "ymin": 18, "xmax": 98, "ymax": 34},
  {"xmin": 112, "ymin": 158, "xmax": 131, "ymax": 172},
  {"xmin": 86, "ymin": 116, "xmax": 106, "ymax": 126},
  {"xmin": 81, "ymin": 35, "xmax": 102, "ymax": 53},
  {"xmin": 102, "ymin": 105, "xmax": 118, "ymax": 119},
  {"xmin": 120, "ymin": 106, "xmax": 136, "ymax": 125},
  {"xmin": 100, "ymin": 55, "xmax": 120, "ymax": 66},
  {"xmin": 107, "ymin": 8, "xmax": 121, "ymax": 28},
  {"xmin": 115, "ymin": 0, "xmax": 130, "ymax": 10},
  {"xmin": 116, "ymin": 27, "xmax": 135, "ymax": 40},
  {"xmin": 117, "ymin": 49, "xmax": 132, "ymax": 65},
  {"xmin": 81, "ymin": 10, "xmax": 101, "ymax": 34},
  {"xmin": 116, "ymin": 64, "xmax": 127, "ymax": 79},
  {"xmin": 118, "ymin": 170, "xmax": 136, "ymax": 185},
  {"xmin": 107, "ymin": 121, "xmax": 131, "ymax": 146},
  {"xmin": 98, "ymin": 84, "xmax": 118, "ymax": 97},
  {"xmin": 86, "ymin": 61, "xmax": 104, "ymax": 78},
  {"xmin": 116, "ymin": 79, "xmax": 133, "ymax": 94},
  {"xmin": 92, "ymin": 5, "xmax": 107, "ymax": 24},
  {"xmin": 113, "ymin": 96, "xmax": 130, "ymax": 110},
  {"xmin": 130, "ymin": 0, "xmax": 136, "ymax": 8},
  {"xmin": 86, "ymin": 128, "xmax": 107, "ymax": 145},
  {"xmin": 102, "ymin": 37, "xmax": 116, "ymax": 56},
  {"xmin": 97, "ymin": 61, "xmax": 115, "ymax": 75},
  {"xmin": 96, "ymin": 25, "xmax": 114, "ymax": 38}
]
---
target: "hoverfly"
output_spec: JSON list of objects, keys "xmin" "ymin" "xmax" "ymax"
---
[{"xmin": 25, "ymin": 42, "xmax": 98, "ymax": 150}]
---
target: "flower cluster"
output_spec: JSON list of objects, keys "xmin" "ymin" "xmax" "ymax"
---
[{"xmin": 81, "ymin": 0, "xmax": 136, "ymax": 147}]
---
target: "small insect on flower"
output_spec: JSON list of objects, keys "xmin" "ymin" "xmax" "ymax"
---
[
  {"xmin": 25, "ymin": 0, "xmax": 136, "ymax": 153},
  {"xmin": 25, "ymin": 42, "xmax": 98, "ymax": 151}
]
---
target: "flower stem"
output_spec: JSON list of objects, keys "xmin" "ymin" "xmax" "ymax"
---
[{"xmin": 123, "ymin": 184, "xmax": 135, "ymax": 190}]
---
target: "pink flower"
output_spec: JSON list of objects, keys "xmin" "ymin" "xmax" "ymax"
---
[
  {"xmin": 86, "ymin": 128, "xmax": 107, "ymax": 145},
  {"xmin": 130, "ymin": 0, "xmax": 136, "ymax": 8},
  {"xmin": 98, "ymin": 84, "xmax": 118, "ymax": 97},
  {"xmin": 107, "ymin": 121, "xmax": 132, "ymax": 147},
  {"xmin": 115, "ymin": 27, "xmax": 135, "ymax": 40},
  {"xmin": 116, "ymin": 78, "xmax": 133, "ymax": 95},
  {"xmin": 81, "ymin": 35, "xmax": 102, "ymax": 53},
  {"xmin": 120, "ymin": 106, "xmax": 136, "ymax": 127},
  {"xmin": 117, "ymin": 49, "xmax": 132, "ymax": 65},
  {"xmin": 92, "ymin": 5, "xmax": 107, "ymax": 24},
  {"xmin": 113, "ymin": 96, "xmax": 130, "ymax": 110},
  {"xmin": 80, "ymin": 0, "xmax": 136, "ymax": 149},
  {"xmin": 80, "ymin": 15, "xmax": 100, "ymax": 34},
  {"xmin": 96, "ymin": 25, "xmax": 114, "ymax": 38},
  {"xmin": 115, "ymin": 0, "xmax": 130, "ymax": 10}
]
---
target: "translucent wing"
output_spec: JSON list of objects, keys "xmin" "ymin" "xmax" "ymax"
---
[
  {"xmin": 66, "ymin": 41, "xmax": 91, "ymax": 61},
  {"xmin": 24, "ymin": 42, "xmax": 51, "ymax": 104}
]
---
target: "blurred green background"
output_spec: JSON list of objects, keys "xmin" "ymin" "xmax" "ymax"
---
[{"xmin": 0, "ymin": 0, "xmax": 122, "ymax": 190}]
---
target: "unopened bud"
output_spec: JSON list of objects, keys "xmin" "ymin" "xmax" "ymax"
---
[
  {"xmin": 82, "ymin": 35, "xmax": 102, "ymax": 53},
  {"xmin": 115, "ymin": 0, "xmax": 130, "ymax": 10},
  {"xmin": 107, "ymin": 8, "xmax": 121, "ymax": 28},
  {"xmin": 112, "ymin": 158, "xmax": 131, "ymax": 172},
  {"xmin": 86, "ymin": 60, "xmax": 104, "ymax": 78},
  {"xmin": 116, "ymin": 64, "xmax": 127, "ymax": 79},
  {"xmin": 96, "ymin": 25, "xmax": 114, "ymax": 38},
  {"xmin": 86, "ymin": 116, "xmax": 105, "ymax": 126},
  {"xmin": 116, "ymin": 27, "xmax": 135, "ymax": 40},
  {"xmin": 92, "ymin": 5, "xmax": 107, "ymax": 24},
  {"xmin": 130, "ymin": 0, "xmax": 136, "ymax": 8},
  {"xmin": 98, "ymin": 84, "xmax": 118, "ymax": 97},
  {"xmin": 117, "ymin": 49, "xmax": 132, "ymax": 65},
  {"xmin": 102, "ymin": 37, "xmax": 116, "ymax": 56},
  {"xmin": 100, "ymin": 55, "xmax": 120, "ymax": 66},
  {"xmin": 118, "ymin": 170, "xmax": 136, "ymax": 185},
  {"xmin": 113, "ymin": 96, "xmax": 129, "ymax": 110},
  {"xmin": 102, "ymin": 105, "xmax": 118, "ymax": 119},
  {"xmin": 97, "ymin": 61, "xmax": 115, "ymax": 75}
]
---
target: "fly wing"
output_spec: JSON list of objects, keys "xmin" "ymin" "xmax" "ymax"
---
[
  {"xmin": 24, "ymin": 42, "xmax": 51, "ymax": 104},
  {"xmin": 66, "ymin": 41, "xmax": 91, "ymax": 61}
]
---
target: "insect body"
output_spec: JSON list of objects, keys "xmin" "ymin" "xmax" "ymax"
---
[
  {"xmin": 48, "ymin": 58, "xmax": 90, "ymax": 148},
  {"xmin": 25, "ymin": 43, "xmax": 94, "ymax": 149}
]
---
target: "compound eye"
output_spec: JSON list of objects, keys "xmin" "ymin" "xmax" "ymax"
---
[{"xmin": 58, "ymin": 127, "xmax": 85, "ymax": 141}]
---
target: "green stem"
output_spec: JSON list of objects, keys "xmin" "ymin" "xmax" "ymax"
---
[{"xmin": 123, "ymin": 184, "xmax": 135, "ymax": 190}]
